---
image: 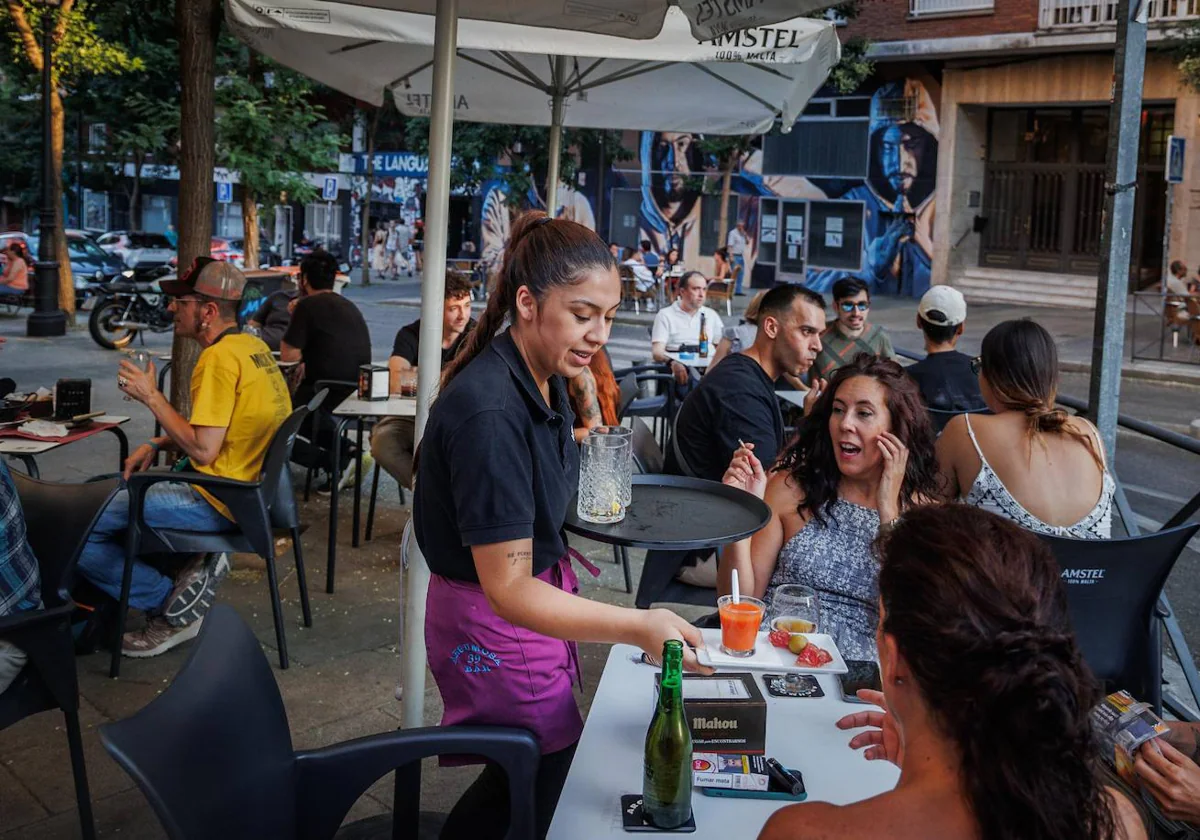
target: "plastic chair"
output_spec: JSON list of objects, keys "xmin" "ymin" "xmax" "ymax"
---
[
  {"xmin": 1039, "ymin": 523, "xmax": 1200, "ymax": 714},
  {"xmin": 109, "ymin": 391, "xmax": 326, "ymax": 678},
  {"xmin": 1, "ymin": 472, "xmax": 119, "ymax": 840},
  {"xmin": 100, "ymin": 604, "xmax": 540, "ymax": 840},
  {"xmin": 706, "ymin": 279, "xmax": 734, "ymax": 317}
]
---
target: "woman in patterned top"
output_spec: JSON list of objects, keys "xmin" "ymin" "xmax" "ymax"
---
[
  {"xmin": 936, "ymin": 319, "xmax": 1114, "ymax": 539},
  {"xmin": 719, "ymin": 355, "xmax": 939, "ymax": 661}
]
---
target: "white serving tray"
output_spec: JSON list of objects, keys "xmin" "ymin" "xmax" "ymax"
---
[{"xmin": 696, "ymin": 629, "xmax": 849, "ymax": 675}]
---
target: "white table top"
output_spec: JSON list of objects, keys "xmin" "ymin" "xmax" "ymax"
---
[
  {"xmin": 775, "ymin": 390, "xmax": 809, "ymax": 409},
  {"xmin": 332, "ymin": 393, "xmax": 417, "ymax": 418},
  {"xmin": 666, "ymin": 351, "xmax": 711, "ymax": 369},
  {"xmin": 547, "ymin": 645, "xmax": 898, "ymax": 839},
  {"xmin": 0, "ymin": 414, "xmax": 131, "ymax": 455}
]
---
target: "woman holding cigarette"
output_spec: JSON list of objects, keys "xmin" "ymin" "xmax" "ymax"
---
[{"xmin": 414, "ymin": 211, "xmax": 710, "ymax": 840}]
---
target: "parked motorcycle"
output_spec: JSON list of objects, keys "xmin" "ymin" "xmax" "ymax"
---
[{"xmin": 87, "ymin": 267, "xmax": 174, "ymax": 350}]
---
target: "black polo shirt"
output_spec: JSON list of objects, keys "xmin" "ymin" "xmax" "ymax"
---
[
  {"xmin": 413, "ymin": 330, "xmax": 578, "ymax": 583},
  {"xmin": 666, "ymin": 352, "xmax": 783, "ymax": 482}
]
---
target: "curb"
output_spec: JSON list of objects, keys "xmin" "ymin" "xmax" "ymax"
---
[{"xmin": 1058, "ymin": 360, "xmax": 1200, "ymax": 388}]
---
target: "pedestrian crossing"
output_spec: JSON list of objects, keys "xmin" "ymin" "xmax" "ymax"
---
[{"xmin": 603, "ymin": 335, "xmax": 654, "ymax": 371}]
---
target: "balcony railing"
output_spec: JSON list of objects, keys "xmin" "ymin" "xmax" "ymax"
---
[
  {"xmin": 909, "ymin": 0, "xmax": 994, "ymax": 16},
  {"xmin": 1040, "ymin": 0, "xmax": 1200, "ymax": 28}
]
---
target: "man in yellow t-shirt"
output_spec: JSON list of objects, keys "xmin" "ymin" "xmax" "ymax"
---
[{"xmin": 78, "ymin": 259, "xmax": 290, "ymax": 659}]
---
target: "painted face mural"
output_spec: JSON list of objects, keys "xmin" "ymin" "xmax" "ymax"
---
[{"xmin": 640, "ymin": 131, "xmax": 706, "ymax": 256}]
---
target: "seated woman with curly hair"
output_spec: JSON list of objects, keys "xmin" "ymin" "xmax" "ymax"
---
[
  {"xmin": 756, "ymin": 503, "xmax": 1147, "ymax": 840},
  {"xmin": 719, "ymin": 354, "xmax": 940, "ymax": 661}
]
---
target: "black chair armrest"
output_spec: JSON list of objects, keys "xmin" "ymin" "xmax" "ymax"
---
[
  {"xmin": 614, "ymin": 362, "xmax": 670, "ymax": 378},
  {"xmin": 0, "ymin": 602, "xmax": 74, "ymax": 640},
  {"xmin": 125, "ymin": 471, "xmax": 272, "ymax": 558},
  {"xmin": 293, "ymin": 726, "xmax": 539, "ymax": 840}
]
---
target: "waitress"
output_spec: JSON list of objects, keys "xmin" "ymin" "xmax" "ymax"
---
[{"xmin": 415, "ymin": 211, "xmax": 709, "ymax": 840}]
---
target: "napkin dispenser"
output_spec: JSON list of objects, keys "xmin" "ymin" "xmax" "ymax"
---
[
  {"xmin": 358, "ymin": 364, "xmax": 389, "ymax": 401},
  {"xmin": 53, "ymin": 379, "xmax": 91, "ymax": 419}
]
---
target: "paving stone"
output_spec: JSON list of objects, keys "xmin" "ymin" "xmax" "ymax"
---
[
  {"xmin": 3, "ymin": 726, "xmax": 135, "ymax": 817},
  {"xmin": 0, "ymin": 761, "xmax": 48, "ymax": 834}
]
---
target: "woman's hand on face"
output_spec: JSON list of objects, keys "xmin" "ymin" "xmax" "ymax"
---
[
  {"xmin": 640, "ymin": 609, "xmax": 714, "ymax": 675},
  {"xmin": 875, "ymin": 431, "xmax": 909, "ymax": 523},
  {"xmin": 722, "ymin": 443, "xmax": 767, "ymax": 499},
  {"xmin": 836, "ymin": 689, "xmax": 903, "ymax": 767}
]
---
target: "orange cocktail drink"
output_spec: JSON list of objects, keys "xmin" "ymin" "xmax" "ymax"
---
[{"xmin": 718, "ymin": 595, "xmax": 765, "ymax": 657}]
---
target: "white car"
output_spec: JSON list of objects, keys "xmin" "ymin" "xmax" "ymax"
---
[{"xmin": 96, "ymin": 231, "xmax": 176, "ymax": 271}]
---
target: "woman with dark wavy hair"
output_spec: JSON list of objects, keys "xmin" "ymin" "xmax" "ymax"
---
[
  {"xmin": 937, "ymin": 318, "xmax": 1114, "ymax": 538},
  {"xmin": 720, "ymin": 353, "xmax": 939, "ymax": 660},
  {"xmin": 759, "ymin": 504, "xmax": 1145, "ymax": 840}
]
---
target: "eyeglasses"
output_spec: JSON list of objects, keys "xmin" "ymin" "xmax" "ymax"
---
[
  {"xmin": 171, "ymin": 296, "xmax": 208, "ymax": 307},
  {"xmin": 970, "ymin": 356, "xmax": 983, "ymax": 376},
  {"xmin": 839, "ymin": 301, "xmax": 870, "ymax": 313}
]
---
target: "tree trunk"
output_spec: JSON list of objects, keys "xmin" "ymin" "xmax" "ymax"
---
[
  {"xmin": 172, "ymin": 0, "xmax": 221, "ymax": 416},
  {"xmin": 717, "ymin": 159, "xmax": 734, "ymax": 249},
  {"xmin": 361, "ymin": 106, "xmax": 379, "ymax": 287},
  {"xmin": 51, "ymin": 87, "xmax": 75, "ymax": 321},
  {"xmin": 241, "ymin": 191, "xmax": 259, "ymax": 269}
]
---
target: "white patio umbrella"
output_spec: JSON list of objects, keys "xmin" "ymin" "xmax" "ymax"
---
[
  {"xmin": 228, "ymin": 0, "xmax": 839, "ymax": 728},
  {"xmin": 325, "ymin": 0, "xmax": 839, "ymax": 41}
]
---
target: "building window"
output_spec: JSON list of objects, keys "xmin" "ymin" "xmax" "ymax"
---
[
  {"xmin": 87, "ymin": 124, "xmax": 108, "ymax": 154},
  {"xmin": 306, "ymin": 202, "xmax": 342, "ymax": 246},
  {"xmin": 141, "ymin": 195, "xmax": 173, "ymax": 234},
  {"xmin": 762, "ymin": 120, "xmax": 870, "ymax": 178},
  {"xmin": 217, "ymin": 203, "xmax": 244, "ymax": 239},
  {"xmin": 699, "ymin": 193, "xmax": 739, "ymax": 257},
  {"xmin": 807, "ymin": 201, "xmax": 864, "ymax": 272},
  {"xmin": 608, "ymin": 188, "xmax": 642, "ymax": 252}
]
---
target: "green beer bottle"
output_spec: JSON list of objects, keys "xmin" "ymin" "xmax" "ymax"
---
[{"xmin": 642, "ymin": 639, "xmax": 693, "ymax": 828}]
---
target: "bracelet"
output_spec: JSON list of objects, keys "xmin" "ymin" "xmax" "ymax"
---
[
  {"xmin": 148, "ymin": 441, "xmax": 161, "ymax": 456},
  {"xmin": 878, "ymin": 517, "xmax": 900, "ymax": 536}
]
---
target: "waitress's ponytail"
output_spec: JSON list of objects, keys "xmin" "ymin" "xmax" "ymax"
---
[{"xmin": 440, "ymin": 210, "xmax": 616, "ymax": 390}]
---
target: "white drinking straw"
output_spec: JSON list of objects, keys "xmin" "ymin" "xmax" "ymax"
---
[{"xmin": 732, "ymin": 569, "xmax": 741, "ymax": 605}]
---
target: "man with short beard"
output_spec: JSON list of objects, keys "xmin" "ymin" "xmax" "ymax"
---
[{"xmin": 81, "ymin": 259, "xmax": 291, "ymax": 658}]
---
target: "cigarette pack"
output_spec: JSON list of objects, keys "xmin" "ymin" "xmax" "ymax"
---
[
  {"xmin": 654, "ymin": 672, "xmax": 767, "ymax": 754},
  {"xmin": 691, "ymin": 753, "xmax": 769, "ymax": 791}
]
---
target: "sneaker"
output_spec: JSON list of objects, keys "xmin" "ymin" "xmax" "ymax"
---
[
  {"xmin": 340, "ymin": 451, "xmax": 374, "ymax": 492},
  {"xmin": 123, "ymin": 616, "xmax": 203, "ymax": 658},
  {"xmin": 162, "ymin": 552, "xmax": 228, "ymax": 628}
]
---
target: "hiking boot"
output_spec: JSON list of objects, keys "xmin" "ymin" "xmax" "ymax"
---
[{"xmin": 123, "ymin": 616, "xmax": 203, "ymax": 658}]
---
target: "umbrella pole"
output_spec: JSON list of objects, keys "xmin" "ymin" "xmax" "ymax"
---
[
  {"xmin": 402, "ymin": 0, "xmax": 457, "ymax": 731},
  {"xmin": 546, "ymin": 55, "xmax": 566, "ymax": 217}
]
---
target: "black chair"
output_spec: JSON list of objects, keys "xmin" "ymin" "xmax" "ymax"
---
[
  {"xmin": 302, "ymin": 378, "xmax": 359, "ymax": 501},
  {"xmin": 110, "ymin": 391, "xmax": 326, "ymax": 678},
  {"xmin": 101, "ymin": 604, "xmax": 540, "ymax": 840},
  {"xmin": 617, "ymin": 372, "xmax": 639, "ymax": 420},
  {"xmin": 1, "ymin": 472, "xmax": 119, "ymax": 840},
  {"xmin": 630, "ymin": 417, "xmax": 664, "ymax": 475},
  {"xmin": 1040, "ymin": 523, "xmax": 1200, "ymax": 714},
  {"xmin": 614, "ymin": 363, "xmax": 677, "ymax": 450}
]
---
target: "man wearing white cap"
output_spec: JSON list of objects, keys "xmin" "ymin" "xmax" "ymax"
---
[
  {"xmin": 79, "ymin": 257, "xmax": 291, "ymax": 659},
  {"xmin": 906, "ymin": 285, "xmax": 985, "ymax": 413}
]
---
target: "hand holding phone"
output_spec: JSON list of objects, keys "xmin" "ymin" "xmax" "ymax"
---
[{"xmin": 838, "ymin": 660, "xmax": 882, "ymax": 704}]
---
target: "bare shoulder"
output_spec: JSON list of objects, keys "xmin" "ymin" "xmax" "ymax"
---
[
  {"xmin": 759, "ymin": 802, "xmax": 846, "ymax": 840},
  {"xmin": 766, "ymin": 469, "xmax": 804, "ymax": 509}
]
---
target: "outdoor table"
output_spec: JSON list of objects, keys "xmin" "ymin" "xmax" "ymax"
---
[
  {"xmin": 325, "ymin": 392, "xmax": 416, "ymax": 593},
  {"xmin": 546, "ymin": 644, "xmax": 900, "ymax": 839},
  {"xmin": 564, "ymin": 475, "xmax": 770, "ymax": 552},
  {"xmin": 665, "ymin": 351, "xmax": 710, "ymax": 370},
  {"xmin": 775, "ymin": 390, "xmax": 808, "ymax": 409},
  {"xmin": 0, "ymin": 415, "xmax": 131, "ymax": 478}
]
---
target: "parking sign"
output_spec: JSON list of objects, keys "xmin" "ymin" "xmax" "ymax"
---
[
  {"xmin": 322, "ymin": 176, "xmax": 338, "ymax": 201},
  {"xmin": 216, "ymin": 182, "xmax": 233, "ymax": 204}
]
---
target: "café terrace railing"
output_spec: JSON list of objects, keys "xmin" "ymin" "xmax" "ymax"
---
[
  {"xmin": 1039, "ymin": 0, "xmax": 1200, "ymax": 28},
  {"xmin": 895, "ymin": 346, "xmax": 1200, "ymax": 720}
]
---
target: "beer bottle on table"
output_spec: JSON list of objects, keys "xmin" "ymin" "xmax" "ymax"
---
[
  {"xmin": 643, "ymin": 639, "xmax": 692, "ymax": 828},
  {"xmin": 698, "ymin": 314, "xmax": 709, "ymax": 358}
]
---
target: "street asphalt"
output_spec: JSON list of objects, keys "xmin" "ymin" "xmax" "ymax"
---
[{"xmin": 0, "ymin": 272, "xmax": 1197, "ymax": 837}]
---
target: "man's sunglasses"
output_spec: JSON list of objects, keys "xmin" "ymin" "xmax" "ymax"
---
[
  {"xmin": 839, "ymin": 301, "xmax": 870, "ymax": 313},
  {"xmin": 970, "ymin": 356, "xmax": 983, "ymax": 376}
]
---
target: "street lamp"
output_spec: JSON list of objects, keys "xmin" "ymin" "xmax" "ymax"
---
[{"xmin": 27, "ymin": 0, "xmax": 67, "ymax": 337}]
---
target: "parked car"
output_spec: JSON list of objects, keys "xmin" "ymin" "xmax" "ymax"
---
[
  {"xmin": 0, "ymin": 230, "xmax": 124, "ymax": 302},
  {"xmin": 211, "ymin": 236, "xmax": 245, "ymax": 266},
  {"xmin": 96, "ymin": 230, "xmax": 176, "ymax": 271}
]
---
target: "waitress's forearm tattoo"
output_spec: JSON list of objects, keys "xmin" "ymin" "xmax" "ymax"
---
[{"xmin": 506, "ymin": 549, "xmax": 532, "ymax": 567}]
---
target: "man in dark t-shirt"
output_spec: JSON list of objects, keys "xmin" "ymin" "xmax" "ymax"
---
[
  {"xmin": 281, "ymin": 251, "xmax": 371, "ymax": 485},
  {"xmin": 372, "ymin": 272, "xmax": 475, "ymax": 491},
  {"xmin": 905, "ymin": 286, "xmax": 985, "ymax": 416},
  {"xmin": 247, "ymin": 286, "xmax": 297, "ymax": 351},
  {"xmin": 662, "ymin": 285, "xmax": 826, "ymax": 588}
]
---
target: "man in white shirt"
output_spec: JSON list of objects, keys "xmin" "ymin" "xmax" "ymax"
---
[
  {"xmin": 726, "ymin": 219, "xmax": 749, "ymax": 296},
  {"xmin": 651, "ymin": 270, "xmax": 725, "ymax": 388}
]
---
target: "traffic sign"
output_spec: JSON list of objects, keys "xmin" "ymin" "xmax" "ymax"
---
[
  {"xmin": 322, "ymin": 176, "xmax": 339, "ymax": 201},
  {"xmin": 1167, "ymin": 136, "xmax": 1186, "ymax": 184},
  {"xmin": 216, "ymin": 182, "xmax": 233, "ymax": 204}
]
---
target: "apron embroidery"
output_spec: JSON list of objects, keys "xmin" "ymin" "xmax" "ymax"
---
[{"xmin": 450, "ymin": 643, "xmax": 502, "ymax": 674}]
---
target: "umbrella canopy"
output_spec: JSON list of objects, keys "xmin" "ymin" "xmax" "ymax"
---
[
  {"xmin": 226, "ymin": 1, "xmax": 840, "ymax": 134},
  {"xmin": 321, "ymin": 0, "xmax": 838, "ymax": 41}
]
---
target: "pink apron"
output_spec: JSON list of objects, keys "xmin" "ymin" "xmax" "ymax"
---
[{"xmin": 425, "ymin": 549, "xmax": 600, "ymax": 759}]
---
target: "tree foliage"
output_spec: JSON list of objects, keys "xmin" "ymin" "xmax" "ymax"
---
[{"xmin": 1172, "ymin": 20, "xmax": 1200, "ymax": 91}]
